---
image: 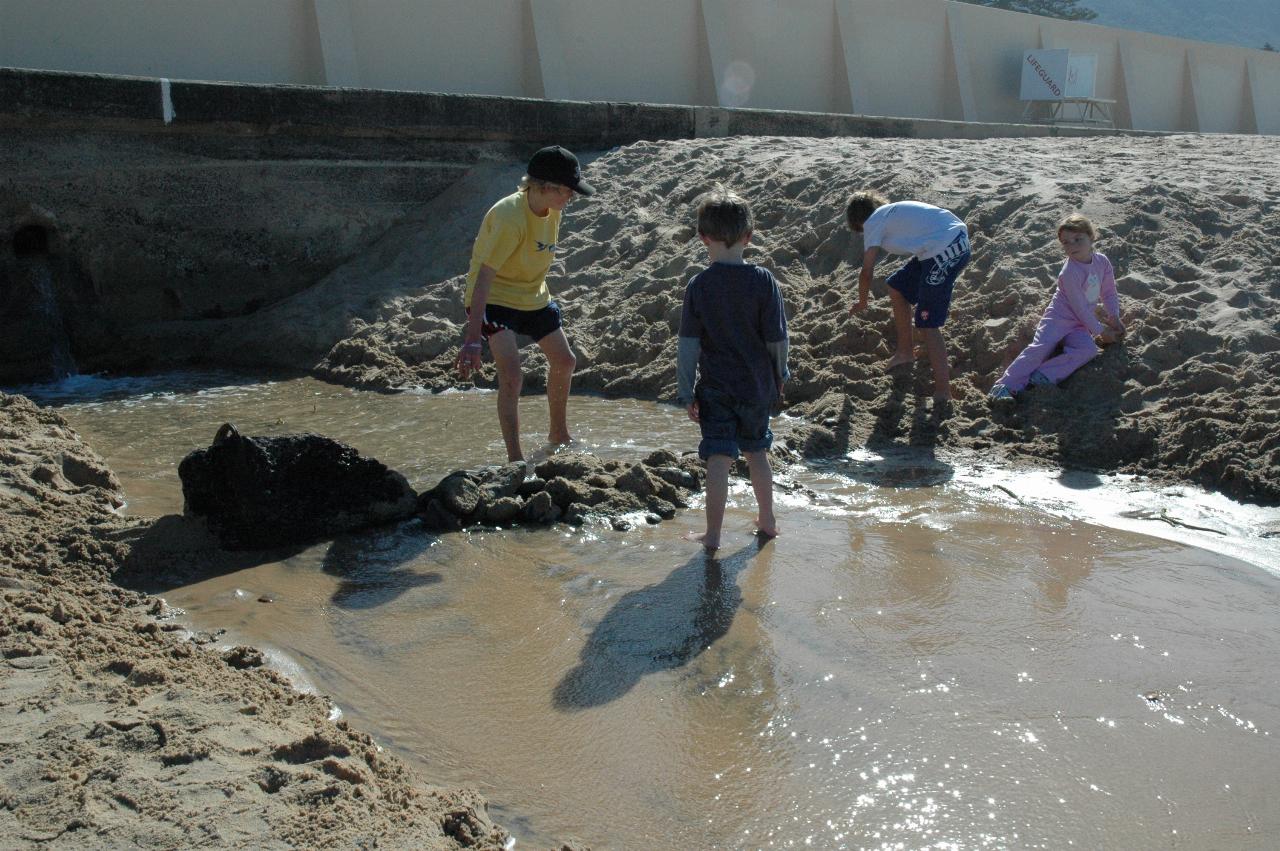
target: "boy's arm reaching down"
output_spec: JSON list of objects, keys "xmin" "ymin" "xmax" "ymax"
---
[{"xmin": 676, "ymin": 336, "xmax": 700, "ymax": 406}]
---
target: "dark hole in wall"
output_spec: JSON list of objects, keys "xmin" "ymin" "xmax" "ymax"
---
[{"xmin": 12, "ymin": 225, "xmax": 50, "ymax": 258}]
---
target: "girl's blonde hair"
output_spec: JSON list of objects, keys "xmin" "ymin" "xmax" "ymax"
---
[{"xmin": 1057, "ymin": 213, "xmax": 1098, "ymax": 240}]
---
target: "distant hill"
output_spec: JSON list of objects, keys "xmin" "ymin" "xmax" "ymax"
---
[{"xmin": 1086, "ymin": 0, "xmax": 1280, "ymax": 51}]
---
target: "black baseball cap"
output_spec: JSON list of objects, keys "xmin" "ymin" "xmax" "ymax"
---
[{"xmin": 527, "ymin": 145, "xmax": 595, "ymax": 196}]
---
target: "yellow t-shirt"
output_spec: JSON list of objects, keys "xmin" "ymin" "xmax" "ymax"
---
[{"xmin": 464, "ymin": 191, "xmax": 561, "ymax": 311}]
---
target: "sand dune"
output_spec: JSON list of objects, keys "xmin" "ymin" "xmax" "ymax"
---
[{"xmin": 320, "ymin": 134, "xmax": 1280, "ymax": 504}]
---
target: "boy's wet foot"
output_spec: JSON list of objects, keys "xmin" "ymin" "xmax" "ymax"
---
[
  {"xmin": 754, "ymin": 520, "xmax": 779, "ymax": 540},
  {"xmin": 884, "ymin": 352, "xmax": 915, "ymax": 371},
  {"xmin": 683, "ymin": 530, "xmax": 720, "ymax": 550},
  {"xmin": 547, "ymin": 432, "xmax": 573, "ymax": 447}
]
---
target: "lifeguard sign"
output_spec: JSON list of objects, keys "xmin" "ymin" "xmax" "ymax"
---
[{"xmin": 1020, "ymin": 49, "xmax": 1111, "ymax": 125}]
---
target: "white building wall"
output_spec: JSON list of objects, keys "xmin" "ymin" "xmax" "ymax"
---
[{"xmin": 2, "ymin": 0, "xmax": 1278, "ymax": 134}]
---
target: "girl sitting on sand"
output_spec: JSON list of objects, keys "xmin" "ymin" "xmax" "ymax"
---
[{"xmin": 989, "ymin": 213, "xmax": 1124, "ymax": 400}]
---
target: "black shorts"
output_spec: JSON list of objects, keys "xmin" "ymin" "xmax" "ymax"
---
[{"xmin": 466, "ymin": 301, "xmax": 563, "ymax": 343}]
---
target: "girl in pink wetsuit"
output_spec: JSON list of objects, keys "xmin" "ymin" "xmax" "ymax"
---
[{"xmin": 989, "ymin": 214, "xmax": 1124, "ymax": 399}]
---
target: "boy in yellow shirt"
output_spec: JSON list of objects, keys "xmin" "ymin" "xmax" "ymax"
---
[{"xmin": 455, "ymin": 146, "xmax": 594, "ymax": 462}]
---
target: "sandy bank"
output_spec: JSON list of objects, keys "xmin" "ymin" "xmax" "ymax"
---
[
  {"xmin": 0, "ymin": 392, "xmax": 520, "ymax": 849},
  {"xmin": 315, "ymin": 134, "xmax": 1280, "ymax": 504}
]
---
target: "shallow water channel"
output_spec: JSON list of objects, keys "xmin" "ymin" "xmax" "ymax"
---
[{"xmin": 25, "ymin": 373, "xmax": 1280, "ymax": 849}]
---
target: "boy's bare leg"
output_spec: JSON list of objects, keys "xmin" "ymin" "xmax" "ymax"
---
[
  {"xmin": 489, "ymin": 330, "xmax": 525, "ymax": 462},
  {"xmin": 693, "ymin": 454, "xmax": 732, "ymax": 550},
  {"xmin": 885, "ymin": 290, "xmax": 915, "ymax": 370},
  {"xmin": 536, "ymin": 328, "xmax": 576, "ymax": 446},
  {"xmin": 744, "ymin": 449, "xmax": 778, "ymax": 538},
  {"xmin": 922, "ymin": 327, "xmax": 952, "ymax": 401}
]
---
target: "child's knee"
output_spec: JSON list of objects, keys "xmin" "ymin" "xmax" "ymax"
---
[
  {"xmin": 550, "ymin": 348, "xmax": 576, "ymax": 374},
  {"xmin": 496, "ymin": 360, "xmax": 524, "ymax": 388}
]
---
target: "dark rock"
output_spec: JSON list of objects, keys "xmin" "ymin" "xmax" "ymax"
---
[
  {"xmin": 563, "ymin": 503, "xmax": 588, "ymax": 525},
  {"xmin": 614, "ymin": 463, "xmax": 659, "ymax": 498},
  {"xmin": 419, "ymin": 498, "xmax": 463, "ymax": 532},
  {"xmin": 516, "ymin": 476, "xmax": 547, "ymax": 497},
  {"xmin": 611, "ymin": 517, "xmax": 633, "ymax": 531},
  {"xmin": 482, "ymin": 462, "xmax": 527, "ymax": 499},
  {"xmin": 521, "ymin": 490, "xmax": 560, "ymax": 524},
  {"xmin": 435, "ymin": 472, "xmax": 484, "ymax": 516},
  {"xmin": 650, "ymin": 465, "xmax": 698, "ymax": 490},
  {"xmin": 535, "ymin": 453, "xmax": 604, "ymax": 481},
  {"xmin": 644, "ymin": 513, "xmax": 662, "ymax": 524},
  {"xmin": 484, "ymin": 496, "xmax": 522, "ymax": 526},
  {"xmin": 178, "ymin": 423, "xmax": 417, "ymax": 550},
  {"xmin": 645, "ymin": 497, "xmax": 677, "ymax": 519},
  {"xmin": 544, "ymin": 476, "xmax": 591, "ymax": 509},
  {"xmin": 644, "ymin": 449, "xmax": 680, "ymax": 467}
]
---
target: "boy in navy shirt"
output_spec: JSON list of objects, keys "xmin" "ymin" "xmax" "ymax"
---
[{"xmin": 677, "ymin": 190, "xmax": 789, "ymax": 550}]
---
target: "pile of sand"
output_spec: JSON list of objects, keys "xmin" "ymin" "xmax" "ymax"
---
[
  {"xmin": 0, "ymin": 393, "xmax": 516, "ymax": 849},
  {"xmin": 317, "ymin": 134, "xmax": 1280, "ymax": 504}
]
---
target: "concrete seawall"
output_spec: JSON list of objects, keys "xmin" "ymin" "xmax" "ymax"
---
[{"xmin": 1, "ymin": 67, "xmax": 1149, "ymax": 384}]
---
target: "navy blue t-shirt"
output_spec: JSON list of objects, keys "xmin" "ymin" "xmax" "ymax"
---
[{"xmin": 679, "ymin": 262, "xmax": 787, "ymax": 404}]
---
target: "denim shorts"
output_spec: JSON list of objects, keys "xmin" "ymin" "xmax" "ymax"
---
[
  {"xmin": 696, "ymin": 386, "xmax": 773, "ymax": 460},
  {"xmin": 467, "ymin": 301, "xmax": 563, "ymax": 342},
  {"xmin": 886, "ymin": 234, "xmax": 970, "ymax": 329}
]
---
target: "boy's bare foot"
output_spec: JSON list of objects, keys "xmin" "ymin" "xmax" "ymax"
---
[
  {"xmin": 754, "ymin": 519, "xmax": 779, "ymax": 540},
  {"xmin": 885, "ymin": 352, "xmax": 914, "ymax": 371},
  {"xmin": 683, "ymin": 530, "xmax": 720, "ymax": 550},
  {"xmin": 547, "ymin": 432, "xmax": 573, "ymax": 447}
]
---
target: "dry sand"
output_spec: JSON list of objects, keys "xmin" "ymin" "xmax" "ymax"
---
[{"xmin": 318, "ymin": 134, "xmax": 1280, "ymax": 504}]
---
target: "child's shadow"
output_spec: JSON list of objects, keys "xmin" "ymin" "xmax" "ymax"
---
[
  {"xmin": 552, "ymin": 540, "xmax": 766, "ymax": 711},
  {"xmin": 869, "ymin": 368, "xmax": 915, "ymax": 442}
]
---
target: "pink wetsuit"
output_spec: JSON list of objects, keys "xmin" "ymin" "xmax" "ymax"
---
[{"xmin": 998, "ymin": 252, "xmax": 1121, "ymax": 392}]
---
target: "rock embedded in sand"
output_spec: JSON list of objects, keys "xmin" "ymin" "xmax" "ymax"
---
[
  {"xmin": 418, "ymin": 451, "xmax": 704, "ymax": 532},
  {"xmin": 178, "ymin": 423, "xmax": 417, "ymax": 549}
]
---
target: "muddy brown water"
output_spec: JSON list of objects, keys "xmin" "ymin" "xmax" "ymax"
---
[{"xmin": 23, "ymin": 372, "xmax": 1280, "ymax": 850}]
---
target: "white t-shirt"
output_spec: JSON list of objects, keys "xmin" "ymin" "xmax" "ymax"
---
[{"xmin": 861, "ymin": 201, "xmax": 967, "ymax": 260}]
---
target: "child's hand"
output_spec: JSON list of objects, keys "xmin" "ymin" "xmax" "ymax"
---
[
  {"xmin": 455, "ymin": 338, "xmax": 483, "ymax": 377},
  {"xmin": 686, "ymin": 401, "xmax": 700, "ymax": 423},
  {"xmin": 1095, "ymin": 329, "xmax": 1118, "ymax": 346}
]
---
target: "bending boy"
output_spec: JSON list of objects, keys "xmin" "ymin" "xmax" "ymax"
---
[{"xmin": 847, "ymin": 191, "xmax": 970, "ymax": 401}]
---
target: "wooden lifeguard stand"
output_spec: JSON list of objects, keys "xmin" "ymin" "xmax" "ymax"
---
[{"xmin": 1020, "ymin": 49, "xmax": 1115, "ymax": 127}]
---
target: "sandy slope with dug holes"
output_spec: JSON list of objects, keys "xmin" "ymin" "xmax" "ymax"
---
[
  {"xmin": 0, "ymin": 393, "xmax": 515, "ymax": 849},
  {"xmin": 317, "ymin": 134, "xmax": 1280, "ymax": 505}
]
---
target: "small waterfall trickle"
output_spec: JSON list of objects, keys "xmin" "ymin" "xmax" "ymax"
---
[
  {"xmin": 4, "ymin": 223, "xmax": 78, "ymax": 383},
  {"xmin": 26, "ymin": 260, "xmax": 78, "ymax": 380}
]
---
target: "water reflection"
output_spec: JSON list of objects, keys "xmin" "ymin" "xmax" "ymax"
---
[
  {"xmin": 553, "ymin": 539, "xmax": 769, "ymax": 710},
  {"xmin": 825, "ymin": 446, "xmax": 955, "ymax": 489}
]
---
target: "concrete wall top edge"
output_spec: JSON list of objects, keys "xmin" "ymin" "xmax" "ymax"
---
[{"xmin": 0, "ymin": 65, "xmax": 1168, "ymax": 144}]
